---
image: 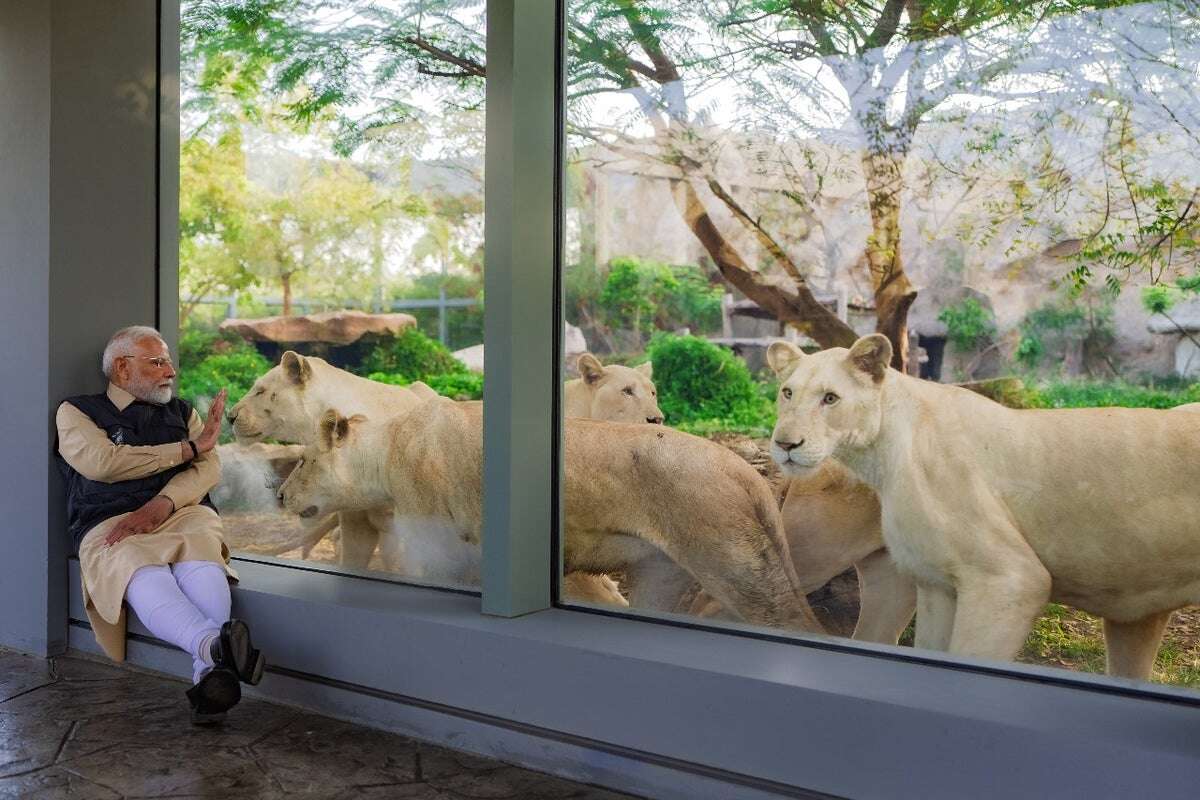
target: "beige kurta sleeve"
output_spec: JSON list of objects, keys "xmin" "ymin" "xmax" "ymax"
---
[
  {"xmin": 157, "ymin": 409, "xmax": 221, "ymax": 511},
  {"xmin": 56, "ymin": 402, "xmax": 188, "ymax": 482}
]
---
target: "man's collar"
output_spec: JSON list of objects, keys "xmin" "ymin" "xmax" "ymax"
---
[{"xmin": 106, "ymin": 383, "xmax": 137, "ymax": 412}]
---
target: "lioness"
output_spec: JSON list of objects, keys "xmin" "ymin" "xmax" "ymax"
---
[
  {"xmin": 228, "ymin": 351, "xmax": 651, "ymax": 605},
  {"xmin": 564, "ymin": 355, "xmax": 663, "ymax": 424},
  {"xmin": 227, "ymin": 351, "xmax": 436, "ymax": 569},
  {"xmin": 767, "ymin": 335, "xmax": 1200, "ymax": 677},
  {"xmin": 280, "ymin": 399, "xmax": 822, "ymax": 631}
]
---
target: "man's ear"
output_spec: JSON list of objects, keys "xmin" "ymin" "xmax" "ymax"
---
[
  {"xmin": 281, "ymin": 351, "xmax": 312, "ymax": 386},
  {"xmin": 766, "ymin": 341, "xmax": 805, "ymax": 379},
  {"xmin": 577, "ymin": 353, "xmax": 606, "ymax": 386},
  {"xmin": 635, "ymin": 361, "xmax": 653, "ymax": 379},
  {"xmin": 847, "ymin": 335, "xmax": 892, "ymax": 383}
]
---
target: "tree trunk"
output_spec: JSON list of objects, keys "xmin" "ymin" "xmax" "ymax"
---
[
  {"xmin": 281, "ymin": 272, "xmax": 293, "ymax": 316},
  {"xmin": 861, "ymin": 149, "xmax": 918, "ymax": 371},
  {"xmin": 672, "ymin": 179, "xmax": 858, "ymax": 349}
]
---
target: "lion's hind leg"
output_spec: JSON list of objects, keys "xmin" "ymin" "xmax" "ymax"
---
[{"xmin": 1103, "ymin": 610, "xmax": 1171, "ymax": 680}]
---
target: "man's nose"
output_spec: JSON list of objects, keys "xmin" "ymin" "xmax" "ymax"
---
[{"xmin": 774, "ymin": 437, "xmax": 805, "ymax": 452}]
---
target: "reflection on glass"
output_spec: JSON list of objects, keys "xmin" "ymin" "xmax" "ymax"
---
[
  {"xmin": 179, "ymin": 1, "xmax": 486, "ymax": 588},
  {"xmin": 562, "ymin": 0, "xmax": 1200, "ymax": 689}
]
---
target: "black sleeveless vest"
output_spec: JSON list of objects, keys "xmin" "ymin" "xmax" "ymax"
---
[{"xmin": 57, "ymin": 393, "xmax": 217, "ymax": 553}]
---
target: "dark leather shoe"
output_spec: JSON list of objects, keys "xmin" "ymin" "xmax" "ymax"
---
[
  {"xmin": 211, "ymin": 619, "xmax": 266, "ymax": 686},
  {"xmin": 186, "ymin": 666, "xmax": 240, "ymax": 725}
]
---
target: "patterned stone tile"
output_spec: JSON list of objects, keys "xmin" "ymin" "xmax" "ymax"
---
[
  {"xmin": 250, "ymin": 713, "xmax": 421, "ymax": 794},
  {"xmin": 418, "ymin": 743, "xmax": 507, "ymax": 780},
  {"xmin": 0, "ymin": 673, "xmax": 181, "ymax": 723},
  {"xmin": 0, "ymin": 713, "xmax": 75, "ymax": 778},
  {"xmin": 0, "ymin": 767, "xmax": 121, "ymax": 799},
  {"xmin": 62, "ymin": 744, "xmax": 274, "ymax": 798},
  {"xmin": 0, "ymin": 651, "xmax": 55, "ymax": 703},
  {"xmin": 66, "ymin": 693, "xmax": 298, "ymax": 755}
]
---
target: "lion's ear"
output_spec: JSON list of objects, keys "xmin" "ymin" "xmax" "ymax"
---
[
  {"xmin": 578, "ymin": 353, "xmax": 606, "ymax": 385},
  {"xmin": 635, "ymin": 361, "xmax": 653, "ymax": 379},
  {"xmin": 766, "ymin": 341, "xmax": 805, "ymax": 379},
  {"xmin": 282, "ymin": 351, "xmax": 312, "ymax": 386},
  {"xmin": 317, "ymin": 409, "xmax": 340, "ymax": 453},
  {"xmin": 847, "ymin": 335, "xmax": 892, "ymax": 383}
]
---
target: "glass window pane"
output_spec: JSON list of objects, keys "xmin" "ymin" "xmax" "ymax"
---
[
  {"xmin": 561, "ymin": 0, "xmax": 1200, "ymax": 691},
  {"xmin": 179, "ymin": 1, "xmax": 485, "ymax": 590}
]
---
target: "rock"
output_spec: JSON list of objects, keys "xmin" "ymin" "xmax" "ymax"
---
[
  {"xmin": 220, "ymin": 310, "xmax": 417, "ymax": 345},
  {"xmin": 453, "ymin": 344, "xmax": 485, "ymax": 374},
  {"xmin": 449, "ymin": 323, "xmax": 589, "ymax": 376}
]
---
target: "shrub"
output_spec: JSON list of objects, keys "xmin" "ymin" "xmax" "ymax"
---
[
  {"xmin": 178, "ymin": 326, "xmax": 253, "ymax": 372},
  {"xmin": 178, "ymin": 348, "xmax": 271, "ymax": 412},
  {"xmin": 596, "ymin": 256, "xmax": 723, "ymax": 337},
  {"xmin": 356, "ymin": 328, "xmax": 468, "ymax": 382},
  {"xmin": 938, "ymin": 297, "xmax": 995, "ymax": 351},
  {"xmin": 646, "ymin": 334, "xmax": 773, "ymax": 435},
  {"xmin": 1026, "ymin": 380, "xmax": 1200, "ymax": 409},
  {"xmin": 366, "ymin": 371, "xmax": 484, "ymax": 401}
]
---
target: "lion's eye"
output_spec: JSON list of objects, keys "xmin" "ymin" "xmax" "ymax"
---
[
  {"xmin": 781, "ymin": 387, "xmax": 792, "ymax": 400},
  {"xmin": 255, "ymin": 388, "xmax": 265, "ymax": 396},
  {"xmin": 622, "ymin": 387, "xmax": 634, "ymax": 396},
  {"xmin": 822, "ymin": 392, "xmax": 840, "ymax": 406}
]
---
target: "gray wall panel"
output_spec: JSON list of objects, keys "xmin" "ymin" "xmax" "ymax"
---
[
  {"xmin": 0, "ymin": 3, "xmax": 54, "ymax": 655},
  {"xmin": 0, "ymin": 1, "xmax": 160, "ymax": 655}
]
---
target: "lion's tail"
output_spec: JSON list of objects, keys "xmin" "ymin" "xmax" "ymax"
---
[{"xmin": 751, "ymin": 478, "xmax": 824, "ymax": 633}]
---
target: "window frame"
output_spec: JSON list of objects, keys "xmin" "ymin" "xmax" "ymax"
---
[{"xmin": 121, "ymin": 1, "xmax": 1200, "ymax": 797}]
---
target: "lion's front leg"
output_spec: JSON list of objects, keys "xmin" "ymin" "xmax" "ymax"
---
[
  {"xmin": 1103, "ymin": 610, "xmax": 1171, "ymax": 680},
  {"xmin": 947, "ymin": 563, "xmax": 1051, "ymax": 661},
  {"xmin": 852, "ymin": 549, "xmax": 916, "ymax": 644},
  {"xmin": 338, "ymin": 509, "xmax": 382, "ymax": 569},
  {"xmin": 914, "ymin": 584, "xmax": 955, "ymax": 652}
]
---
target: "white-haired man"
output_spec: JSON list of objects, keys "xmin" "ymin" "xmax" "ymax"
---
[{"xmin": 55, "ymin": 325, "xmax": 264, "ymax": 724}]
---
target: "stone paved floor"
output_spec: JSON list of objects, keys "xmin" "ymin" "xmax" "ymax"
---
[{"xmin": 0, "ymin": 648, "xmax": 639, "ymax": 799}]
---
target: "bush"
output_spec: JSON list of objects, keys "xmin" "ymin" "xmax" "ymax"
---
[
  {"xmin": 178, "ymin": 326, "xmax": 253, "ymax": 372},
  {"xmin": 596, "ymin": 256, "xmax": 723, "ymax": 337},
  {"xmin": 177, "ymin": 348, "xmax": 271, "ymax": 412},
  {"xmin": 938, "ymin": 297, "xmax": 995, "ymax": 351},
  {"xmin": 366, "ymin": 371, "xmax": 484, "ymax": 401},
  {"xmin": 356, "ymin": 328, "xmax": 469, "ymax": 382},
  {"xmin": 646, "ymin": 334, "xmax": 774, "ymax": 435},
  {"xmin": 1026, "ymin": 380, "xmax": 1200, "ymax": 409}
]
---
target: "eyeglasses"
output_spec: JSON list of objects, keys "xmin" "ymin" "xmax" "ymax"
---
[{"xmin": 121, "ymin": 355, "xmax": 174, "ymax": 370}]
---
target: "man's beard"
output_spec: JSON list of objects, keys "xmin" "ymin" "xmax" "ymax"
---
[{"xmin": 128, "ymin": 375, "xmax": 174, "ymax": 405}]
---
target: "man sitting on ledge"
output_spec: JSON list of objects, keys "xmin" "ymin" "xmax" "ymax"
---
[{"xmin": 55, "ymin": 325, "xmax": 264, "ymax": 724}]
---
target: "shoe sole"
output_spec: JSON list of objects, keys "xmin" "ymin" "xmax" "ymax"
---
[
  {"xmin": 222, "ymin": 620, "xmax": 266, "ymax": 686},
  {"xmin": 186, "ymin": 668, "xmax": 241, "ymax": 724}
]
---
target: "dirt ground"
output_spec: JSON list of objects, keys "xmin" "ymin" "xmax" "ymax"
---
[{"xmin": 222, "ymin": 434, "xmax": 1200, "ymax": 689}]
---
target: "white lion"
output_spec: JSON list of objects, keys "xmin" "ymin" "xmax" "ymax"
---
[
  {"xmin": 766, "ymin": 335, "xmax": 1200, "ymax": 679},
  {"xmin": 280, "ymin": 399, "xmax": 822, "ymax": 630}
]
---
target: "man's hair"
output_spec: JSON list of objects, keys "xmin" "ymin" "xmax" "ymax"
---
[{"xmin": 102, "ymin": 325, "xmax": 165, "ymax": 379}]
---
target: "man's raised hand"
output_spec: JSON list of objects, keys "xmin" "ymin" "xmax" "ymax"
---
[{"xmin": 194, "ymin": 389, "xmax": 227, "ymax": 455}]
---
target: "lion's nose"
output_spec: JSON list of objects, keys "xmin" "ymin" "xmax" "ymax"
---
[
  {"xmin": 775, "ymin": 438, "xmax": 805, "ymax": 452},
  {"xmin": 647, "ymin": 415, "xmax": 664, "ymax": 425}
]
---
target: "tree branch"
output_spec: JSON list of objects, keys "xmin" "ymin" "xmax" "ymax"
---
[{"xmin": 404, "ymin": 35, "xmax": 485, "ymax": 78}]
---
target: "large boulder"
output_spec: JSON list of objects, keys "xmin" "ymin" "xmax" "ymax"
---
[
  {"xmin": 451, "ymin": 322, "xmax": 590, "ymax": 376},
  {"xmin": 220, "ymin": 310, "xmax": 417, "ymax": 345}
]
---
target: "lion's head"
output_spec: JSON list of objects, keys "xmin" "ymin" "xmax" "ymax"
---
[
  {"xmin": 575, "ymin": 354, "xmax": 664, "ymax": 424},
  {"xmin": 228, "ymin": 351, "xmax": 319, "ymax": 444},
  {"xmin": 766, "ymin": 334, "xmax": 892, "ymax": 476},
  {"xmin": 278, "ymin": 409, "xmax": 373, "ymax": 520}
]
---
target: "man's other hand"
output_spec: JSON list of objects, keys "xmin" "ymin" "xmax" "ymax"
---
[
  {"xmin": 194, "ymin": 389, "xmax": 227, "ymax": 455},
  {"xmin": 103, "ymin": 495, "xmax": 175, "ymax": 548}
]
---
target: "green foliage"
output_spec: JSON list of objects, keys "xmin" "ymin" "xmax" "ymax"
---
[
  {"xmin": 596, "ymin": 257, "xmax": 723, "ymax": 338},
  {"xmin": 1014, "ymin": 292, "xmax": 1115, "ymax": 373},
  {"xmin": 1025, "ymin": 380, "xmax": 1200, "ymax": 409},
  {"xmin": 356, "ymin": 328, "xmax": 468, "ymax": 382},
  {"xmin": 177, "ymin": 348, "xmax": 272, "ymax": 412},
  {"xmin": 1141, "ymin": 284, "xmax": 1177, "ymax": 315},
  {"xmin": 178, "ymin": 326, "xmax": 257, "ymax": 372},
  {"xmin": 937, "ymin": 297, "xmax": 996, "ymax": 351},
  {"xmin": 366, "ymin": 370, "xmax": 483, "ymax": 401},
  {"xmin": 646, "ymin": 334, "xmax": 774, "ymax": 435}
]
